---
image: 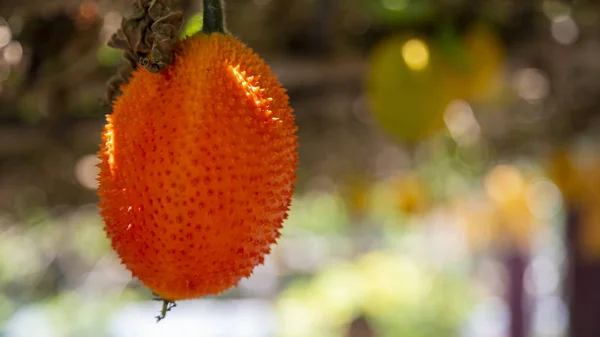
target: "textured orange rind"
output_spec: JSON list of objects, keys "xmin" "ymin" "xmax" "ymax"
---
[{"xmin": 98, "ymin": 33, "xmax": 298, "ymax": 300}]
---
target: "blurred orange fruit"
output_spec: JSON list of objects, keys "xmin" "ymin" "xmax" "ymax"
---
[{"xmin": 97, "ymin": 33, "xmax": 298, "ymax": 300}]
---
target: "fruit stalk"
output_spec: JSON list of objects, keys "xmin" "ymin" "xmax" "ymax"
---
[{"xmin": 202, "ymin": 0, "xmax": 226, "ymax": 34}]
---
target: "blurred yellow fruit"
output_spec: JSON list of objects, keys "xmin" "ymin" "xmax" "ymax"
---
[
  {"xmin": 367, "ymin": 35, "xmax": 465, "ymax": 142},
  {"xmin": 367, "ymin": 25, "xmax": 504, "ymax": 143},
  {"xmin": 462, "ymin": 23, "xmax": 505, "ymax": 101}
]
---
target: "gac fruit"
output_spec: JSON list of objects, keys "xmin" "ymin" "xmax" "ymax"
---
[{"xmin": 97, "ymin": 33, "xmax": 298, "ymax": 300}]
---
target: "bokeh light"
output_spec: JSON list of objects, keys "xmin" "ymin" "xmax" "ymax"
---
[
  {"xmin": 382, "ymin": 0, "xmax": 408, "ymax": 11},
  {"xmin": 512, "ymin": 68, "xmax": 550, "ymax": 103},
  {"xmin": 401, "ymin": 38, "xmax": 429, "ymax": 71},
  {"xmin": 525, "ymin": 179, "xmax": 562, "ymax": 220},
  {"xmin": 74, "ymin": 154, "xmax": 101, "ymax": 190},
  {"xmin": 444, "ymin": 100, "xmax": 481, "ymax": 147},
  {"xmin": 101, "ymin": 12, "xmax": 122, "ymax": 43},
  {"xmin": 0, "ymin": 24, "xmax": 11, "ymax": 49},
  {"xmin": 551, "ymin": 15, "xmax": 579, "ymax": 45},
  {"xmin": 3, "ymin": 41, "xmax": 23, "ymax": 65},
  {"xmin": 484, "ymin": 165, "xmax": 526, "ymax": 205}
]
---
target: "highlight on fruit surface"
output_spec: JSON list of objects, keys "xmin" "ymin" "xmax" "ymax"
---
[{"xmin": 97, "ymin": 0, "xmax": 298, "ymax": 318}]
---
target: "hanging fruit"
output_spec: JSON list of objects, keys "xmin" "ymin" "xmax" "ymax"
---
[
  {"xmin": 462, "ymin": 22, "xmax": 505, "ymax": 102},
  {"xmin": 367, "ymin": 22, "xmax": 505, "ymax": 143},
  {"xmin": 97, "ymin": 0, "xmax": 298, "ymax": 320},
  {"xmin": 367, "ymin": 35, "xmax": 462, "ymax": 142}
]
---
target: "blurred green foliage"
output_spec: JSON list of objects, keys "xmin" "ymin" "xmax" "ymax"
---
[
  {"xmin": 276, "ymin": 250, "xmax": 473, "ymax": 337},
  {"xmin": 359, "ymin": 0, "xmax": 436, "ymax": 25}
]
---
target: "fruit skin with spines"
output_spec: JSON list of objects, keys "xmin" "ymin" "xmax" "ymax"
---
[{"xmin": 97, "ymin": 32, "xmax": 298, "ymax": 301}]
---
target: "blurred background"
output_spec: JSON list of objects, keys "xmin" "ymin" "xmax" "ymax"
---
[{"xmin": 0, "ymin": 0, "xmax": 599, "ymax": 336}]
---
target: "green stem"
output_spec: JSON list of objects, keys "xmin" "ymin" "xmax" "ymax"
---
[{"xmin": 202, "ymin": 0, "xmax": 226, "ymax": 34}]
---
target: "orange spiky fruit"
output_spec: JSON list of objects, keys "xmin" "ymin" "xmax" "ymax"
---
[{"xmin": 97, "ymin": 33, "xmax": 298, "ymax": 300}]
